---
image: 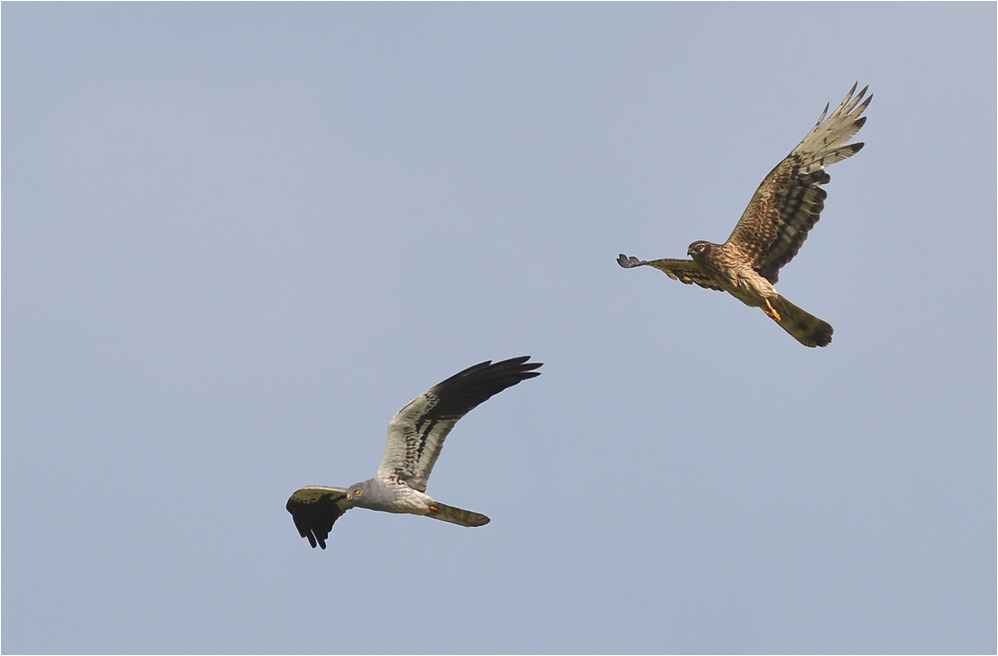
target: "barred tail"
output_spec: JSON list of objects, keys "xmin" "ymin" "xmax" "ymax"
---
[
  {"xmin": 428, "ymin": 502, "xmax": 490, "ymax": 527},
  {"xmin": 771, "ymin": 295, "xmax": 833, "ymax": 348}
]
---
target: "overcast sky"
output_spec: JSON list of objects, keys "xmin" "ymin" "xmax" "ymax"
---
[{"xmin": 3, "ymin": 3, "xmax": 995, "ymax": 654}]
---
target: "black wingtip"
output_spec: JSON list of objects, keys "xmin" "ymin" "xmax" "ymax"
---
[
  {"xmin": 482, "ymin": 356, "xmax": 543, "ymax": 381},
  {"xmin": 287, "ymin": 489, "xmax": 345, "ymax": 550},
  {"xmin": 427, "ymin": 357, "xmax": 542, "ymax": 420}
]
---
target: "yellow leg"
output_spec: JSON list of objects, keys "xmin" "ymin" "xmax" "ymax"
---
[{"xmin": 764, "ymin": 298, "xmax": 782, "ymax": 322}]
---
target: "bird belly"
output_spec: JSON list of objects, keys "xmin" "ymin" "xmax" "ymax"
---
[
  {"xmin": 359, "ymin": 487, "xmax": 436, "ymax": 515},
  {"xmin": 729, "ymin": 271, "xmax": 777, "ymax": 308}
]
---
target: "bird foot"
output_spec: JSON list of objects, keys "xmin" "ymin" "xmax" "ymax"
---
[
  {"xmin": 428, "ymin": 504, "xmax": 439, "ymax": 513},
  {"xmin": 764, "ymin": 299, "xmax": 782, "ymax": 322}
]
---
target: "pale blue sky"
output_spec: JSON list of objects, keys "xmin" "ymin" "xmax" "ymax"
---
[{"xmin": 3, "ymin": 3, "xmax": 995, "ymax": 653}]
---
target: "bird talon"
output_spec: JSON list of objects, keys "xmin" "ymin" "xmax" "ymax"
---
[{"xmin": 765, "ymin": 299, "xmax": 782, "ymax": 322}]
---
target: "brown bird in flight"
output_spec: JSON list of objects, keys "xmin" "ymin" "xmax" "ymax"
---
[{"xmin": 618, "ymin": 83, "xmax": 872, "ymax": 347}]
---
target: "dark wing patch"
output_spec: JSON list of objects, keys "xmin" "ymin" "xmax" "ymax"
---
[
  {"xmin": 421, "ymin": 356, "xmax": 542, "ymax": 423},
  {"xmin": 286, "ymin": 486, "xmax": 348, "ymax": 550},
  {"xmin": 618, "ymin": 254, "xmax": 725, "ymax": 292}
]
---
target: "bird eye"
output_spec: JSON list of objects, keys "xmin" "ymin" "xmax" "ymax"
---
[{"xmin": 353, "ymin": 489, "xmax": 362, "ymax": 495}]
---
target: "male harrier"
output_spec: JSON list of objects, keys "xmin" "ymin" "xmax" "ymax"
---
[
  {"xmin": 286, "ymin": 356, "xmax": 542, "ymax": 549},
  {"xmin": 618, "ymin": 83, "xmax": 872, "ymax": 347}
]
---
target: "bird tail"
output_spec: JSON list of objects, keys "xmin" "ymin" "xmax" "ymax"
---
[
  {"xmin": 771, "ymin": 295, "xmax": 833, "ymax": 348},
  {"xmin": 428, "ymin": 502, "xmax": 490, "ymax": 527}
]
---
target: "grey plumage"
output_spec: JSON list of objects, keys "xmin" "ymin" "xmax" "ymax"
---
[{"xmin": 286, "ymin": 356, "xmax": 542, "ymax": 549}]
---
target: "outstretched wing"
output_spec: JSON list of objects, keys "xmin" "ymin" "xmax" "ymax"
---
[
  {"xmin": 376, "ymin": 356, "xmax": 542, "ymax": 492},
  {"xmin": 286, "ymin": 486, "xmax": 349, "ymax": 549},
  {"xmin": 725, "ymin": 83, "xmax": 872, "ymax": 283},
  {"xmin": 617, "ymin": 254, "xmax": 725, "ymax": 292}
]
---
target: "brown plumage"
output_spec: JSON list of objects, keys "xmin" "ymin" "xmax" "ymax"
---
[{"xmin": 618, "ymin": 83, "xmax": 872, "ymax": 347}]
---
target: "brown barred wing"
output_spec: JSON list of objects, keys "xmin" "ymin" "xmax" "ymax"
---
[
  {"xmin": 727, "ymin": 159, "xmax": 833, "ymax": 284},
  {"xmin": 725, "ymin": 84, "xmax": 871, "ymax": 283},
  {"xmin": 617, "ymin": 254, "xmax": 725, "ymax": 292}
]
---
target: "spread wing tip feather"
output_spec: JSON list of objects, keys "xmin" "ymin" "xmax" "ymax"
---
[
  {"xmin": 286, "ymin": 486, "xmax": 348, "ymax": 550},
  {"xmin": 617, "ymin": 254, "xmax": 644, "ymax": 268}
]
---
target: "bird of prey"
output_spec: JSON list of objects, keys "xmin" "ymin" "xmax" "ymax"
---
[
  {"xmin": 286, "ymin": 356, "xmax": 542, "ymax": 549},
  {"xmin": 618, "ymin": 83, "xmax": 872, "ymax": 347}
]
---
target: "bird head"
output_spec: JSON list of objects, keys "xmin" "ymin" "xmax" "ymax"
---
[
  {"xmin": 687, "ymin": 241, "xmax": 713, "ymax": 261},
  {"xmin": 345, "ymin": 480, "xmax": 369, "ymax": 505}
]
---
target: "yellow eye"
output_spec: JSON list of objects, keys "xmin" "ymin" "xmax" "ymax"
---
[{"xmin": 353, "ymin": 489, "xmax": 362, "ymax": 496}]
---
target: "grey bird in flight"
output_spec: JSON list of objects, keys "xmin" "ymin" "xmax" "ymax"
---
[{"xmin": 286, "ymin": 356, "xmax": 542, "ymax": 549}]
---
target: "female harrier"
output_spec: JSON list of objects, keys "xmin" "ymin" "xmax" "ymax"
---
[
  {"xmin": 286, "ymin": 356, "xmax": 542, "ymax": 549},
  {"xmin": 618, "ymin": 83, "xmax": 872, "ymax": 347}
]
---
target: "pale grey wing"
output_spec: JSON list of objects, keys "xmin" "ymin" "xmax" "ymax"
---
[
  {"xmin": 376, "ymin": 356, "xmax": 542, "ymax": 492},
  {"xmin": 286, "ymin": 486, "xmax": 349, "ymax": 549},
  {"xmin": 617, "ymin": 254, "xmax": 725, "ymax": 292},
  {"xmin": 725, "ymin": 84, "xmax": 872, "ymax": 282}
]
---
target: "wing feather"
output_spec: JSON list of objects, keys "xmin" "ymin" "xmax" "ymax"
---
[
  {"xmin": 377, "ymin": 357, "xmax": 542, "ymax": 492},
  {"xmin": 617, "ymin": 254, "xmax": 725, "ymax": 292},
  {"xmin": 725, "ymin": 83, "xmax": 871, "ymax": 282},
  {"xmin": 285, "ymin": 486, "xmax": 349, "ymax": 549}
]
